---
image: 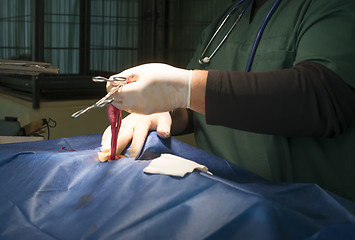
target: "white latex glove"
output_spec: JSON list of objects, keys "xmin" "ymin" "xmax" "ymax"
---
[
  {"xmin": 101, "ymin": 112, "xmax": 172, "ymax": 158},
  {"xmin": 108, "ymin": 63, "xmax": 192, "ymax": 115}
]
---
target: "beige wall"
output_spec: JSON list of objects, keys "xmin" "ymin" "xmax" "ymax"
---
[{"xmin": 0, "ymin": 92, "xmax": 110, "ymax": 139}]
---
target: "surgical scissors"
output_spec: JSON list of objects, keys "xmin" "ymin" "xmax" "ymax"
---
[{"xmin": 71, "ymin": 76, "xmax": 127, "ymax": 119}]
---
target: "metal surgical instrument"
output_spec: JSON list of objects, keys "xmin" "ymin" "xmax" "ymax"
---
[
  {"xmin": 92, "ymin": 76, "xmax": 127, "ymax": 83},
  {"xmin": 71, "ymin": 76, "xmax": 127, "ymax": 119}
]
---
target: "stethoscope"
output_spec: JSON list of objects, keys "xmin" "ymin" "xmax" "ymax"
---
[{"xmin": 198, "ymin": 0, "xmax": 282, "ymax": 72}]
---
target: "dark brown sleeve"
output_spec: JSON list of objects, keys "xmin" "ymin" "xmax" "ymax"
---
[{"xmin": 205, "ymin": 61, "xmax": 355, "ymax": 137}]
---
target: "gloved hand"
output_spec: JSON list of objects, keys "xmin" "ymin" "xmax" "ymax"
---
[
  {"xmin": 108, "ymin": 63, "xmax": 192, "ymax": 115},
  {"xmin": 101, "ymin": 112, "xmax": 172, "ymax": 158}
]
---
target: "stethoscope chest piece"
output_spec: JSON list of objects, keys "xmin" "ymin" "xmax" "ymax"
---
[{"xmin": 199, "ymin": 57, "xmax": 211, "ymax": 65}]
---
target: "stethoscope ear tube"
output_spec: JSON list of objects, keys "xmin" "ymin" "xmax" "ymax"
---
[
  {"xmin": 199, "ymin": 0, "xmax": 251, "ymax": 66},
  {"xmin": 199, "ymin": 0, "xmax": 282, "ymax": 72}
]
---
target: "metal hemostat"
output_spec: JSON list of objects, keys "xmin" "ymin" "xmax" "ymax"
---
[{"xmin": 71, "ymin": 76, "xmax": 127, "ymax": 119}]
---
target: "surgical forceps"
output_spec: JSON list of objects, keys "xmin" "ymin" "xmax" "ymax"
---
[{"xmin": 71, "ymin": 76, "xmax": 127, "ymax": 119}]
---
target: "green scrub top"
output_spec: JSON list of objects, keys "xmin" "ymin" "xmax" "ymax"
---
[{"xmin": 187, "ymin": 0, "xmax": 355, "ymax": 201}]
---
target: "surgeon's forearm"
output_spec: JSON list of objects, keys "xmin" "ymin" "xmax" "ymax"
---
[
  {"xmin": 205, "ymin": 61, "xmax": 355, "ymax": 137},
  {"xmin": 190, "ymin": 70, "xmax": 208, "ymax": 114}
]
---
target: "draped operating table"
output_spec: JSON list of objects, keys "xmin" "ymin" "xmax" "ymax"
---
[{"xmin": 0, "ymin": 132, "xmax": 354, "ymax": 239}]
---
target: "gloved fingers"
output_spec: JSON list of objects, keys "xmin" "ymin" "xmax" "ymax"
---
[
  {"xmin": 111, "ymin": 83, "xmax": 154, "ymax": 114},
  {"xmin": 101, "ymin": 112, "xmax": 172, "ymax": 159},
  {"xmin": 112, "ymin": 80, "xmax": 185, "ymax": 115},
  {"xmin": 129, "ymin": 119, "xmax": 151, "ymax": 158},
  {"xmin": 156, "ymin": 112, "xmax": 172, "ymax": 138},
  {"xmin": 114, "ymin": 116, "xmax": 135, "ymax": 157},
  {"xmin": 128, "ymin": 112, "xmax": 172, "ymax": 157}
]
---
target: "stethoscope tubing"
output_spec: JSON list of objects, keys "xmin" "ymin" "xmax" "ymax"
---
[
  {"xmin": 199, "ymin": 0, "xmax": 282, "ymax": 72},
  {"xmin": 245, "ymin": 0, "xmax": 282, "ymax": 72},
  {"xmin": 199, "ymin": 0, "xmax": 252, "ymax": 64},
  {"xmin": 210, "ymin": 0, "xmax": 253, "ymax": 61}
]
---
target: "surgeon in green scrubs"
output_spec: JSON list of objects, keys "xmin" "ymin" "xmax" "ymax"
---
[{"xmin": 103, "ymin": 0, "xmax": 355, "ymax": 202}]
